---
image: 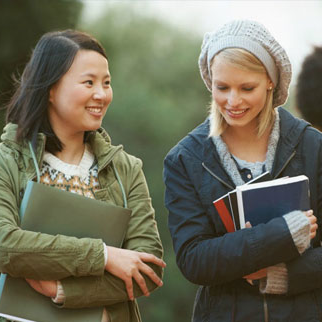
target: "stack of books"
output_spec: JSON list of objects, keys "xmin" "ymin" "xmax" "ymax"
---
[{"xmin": 213, "ymin": 174, "xmax": 310, "ymax": 231}]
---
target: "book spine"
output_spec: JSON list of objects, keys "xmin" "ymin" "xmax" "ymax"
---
[
  {"xmin": 213, "ymin": 199, "xmax": 235, "ymax": 233},
  {"xmin": 236, "ymin": 188, "xmax": 246, "ymax": 229}
]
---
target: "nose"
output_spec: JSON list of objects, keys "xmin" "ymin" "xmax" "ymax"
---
[
  {"xmin": 93, "ymin": 86, "xmax": 107, "ymax": 101},
  {"xmin": 227, "ymin": 90, "xmax": 242, "ymax": 107}
]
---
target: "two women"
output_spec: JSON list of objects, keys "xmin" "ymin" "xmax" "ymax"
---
[
  {"xmin": 164, "ymin": 20, "xmax": 320, "ymax": 321},
  {"xmin": 0, "ymin": 30, "xmax": 165, "ymax": 322}
]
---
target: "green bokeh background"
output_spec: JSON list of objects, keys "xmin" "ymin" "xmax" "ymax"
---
[{"xmin": 0, "ymin": 1, "xmax": 302, "ymax": 321}]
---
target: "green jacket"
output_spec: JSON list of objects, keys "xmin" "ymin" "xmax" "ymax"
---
[{"xmin": 0, "ymin": 123, "xmax": 163, "ymax": 322}]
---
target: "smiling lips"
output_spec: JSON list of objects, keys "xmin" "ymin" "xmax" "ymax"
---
[
  {"xmin": 226, "ymin": 108, "xmax": 248, "ymax": 118},
  {"xmin": 86, "ymin": 106, "xmax": 104, "ymax": 115}
]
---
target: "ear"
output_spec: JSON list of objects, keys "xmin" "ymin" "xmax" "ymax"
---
[
  {"xmin": 49, "ymin": 86, "xmax": 55, "ymax": 104},
  {"xmin": 267, "ymin": 80, "xmax": 274, "ymax": 91}
]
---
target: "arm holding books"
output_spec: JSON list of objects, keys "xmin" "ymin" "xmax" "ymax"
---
[
  {"xmin": 163, "ymin": 155, "xmax": 303, "ymax": 286},
  {"xmin": 243, "ymin": 210, "xmax": 317, "ymax": 291},
  {"xmin": 0, "ymin": 166, "xmax": 106, "ymax": 280},
  {"xmin": 23, "ymin": 158, "xmax": 165, "ymax": 308}
]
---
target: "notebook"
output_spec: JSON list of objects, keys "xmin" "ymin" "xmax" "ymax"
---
[{"xmin": 0, "ymin": 181, "xmax": 131, "ymax": 322}]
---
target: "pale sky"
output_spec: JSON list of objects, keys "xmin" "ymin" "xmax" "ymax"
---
[{"xmin": 82, "ymin": 0, "xmax": 322, "ymax": 84}]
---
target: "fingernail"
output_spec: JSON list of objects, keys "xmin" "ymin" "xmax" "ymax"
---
[{"xmin": 159, "ymin": 280, "xmax": 163, "ymax": 286}]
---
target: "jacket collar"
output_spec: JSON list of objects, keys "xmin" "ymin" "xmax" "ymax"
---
[
  {"xmin": 271, "ymin": 107, "xmax": 310, "ymax": 178},
  {"xmin": 1, "ymin": 123, "xmax": 122, "ymax": 174},
  {"xmin": 183, "ymin": 107, "xmax": 310, "ymax": 189},
  {"xmin": 184, "ymin": 118, "xmax": 236, "ymax": 189}
]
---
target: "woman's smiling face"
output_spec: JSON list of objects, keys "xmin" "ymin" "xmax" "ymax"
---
[
  {"xmin": 48, "ymin": 49, "xmax": 113, "ymax": 139},
  {"xmin": 211, "ymin": 54, "xmax": 272, "ymax": 133}
]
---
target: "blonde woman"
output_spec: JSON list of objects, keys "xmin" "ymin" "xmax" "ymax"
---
[{"xmin": 164, "ymin": 20, "xmax": 320, "ymax": 322}]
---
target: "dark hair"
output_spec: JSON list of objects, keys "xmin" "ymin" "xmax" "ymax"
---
[
  {"xmin": 296, "ymin": 46, "xmax": 322, "ymax": 130},
  {"xmin": 6, "ymin": 29, "xmax": 107, "ymax": 153}
]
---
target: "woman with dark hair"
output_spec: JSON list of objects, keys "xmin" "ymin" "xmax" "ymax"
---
[
  {"xmin": 163, "ymin": 20, "xmax": 320, "ymax": 322},
  {"xmin": 0, "ymin": 30, "xmax": 165, "ymax": 322}
]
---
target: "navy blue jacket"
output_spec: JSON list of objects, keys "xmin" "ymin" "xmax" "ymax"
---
[{"xmin": 164, "ymin": 108, "xmax": 322, "ymax": 322}]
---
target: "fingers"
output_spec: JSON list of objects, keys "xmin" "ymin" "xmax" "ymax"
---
[
  {"xmin": 139, "ymin": 253, "xmax": 166, "ymax": 267},
  {"xmin": 245, "ymin": 221, "xmax": 252, "ymax": 228},
  {"xmin": 133, "ymin": 271, "xmax": 149, "ymax": 298},
  {"xmin": 104, "ymin": 247, "xmax": 165, "ymax": 301},
  {"xmin": 139, "ymin": 262, "xmax": 163, "ymax": 287},
  {"xmin": 304, "ymin": 210, "xmax": 318, "ymax": 239},
  {"xmin": 124, "ymin": 278, "xmax": 134, "ymax": 301},
  {"xmin": 305, "ymin": 210, "xmax": 315, "ymax": 221}
]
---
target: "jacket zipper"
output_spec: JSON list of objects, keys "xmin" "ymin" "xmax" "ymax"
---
[
  {"xmin": 203, "ymin": 149, "xmax": 296, "ymax": 322},
  {"xmin": 202, "ymin": 162, "xmax": 234, "ymax": 190},
  {"xmin": 262, "ymin": 151, "xmax": 296, "ymax": 322},
  {"xmin": 273, "ymin": 150, "xmax": 296, "ymax": 179},
  {"xmin": 263, "ymin": 294, "xmax": 269, "ymax": 322}
]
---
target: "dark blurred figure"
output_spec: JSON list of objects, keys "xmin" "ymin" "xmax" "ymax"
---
[{"xmin": 296, "ymin": 46, "xmax": 322, "ymax": 131}]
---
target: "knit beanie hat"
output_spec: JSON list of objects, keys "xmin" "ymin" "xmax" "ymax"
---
[{"xmin": 198, "ymin": 20, "xmax": 292, "ymax": 108}]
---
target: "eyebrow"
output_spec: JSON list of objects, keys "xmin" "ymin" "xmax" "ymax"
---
[
  {"xmin": 213, "ymin": 80, "xmax": 259, "ymax": 86},
  {"xmin": 80, "ymin": 72, "xmax": 111, "ymax": 78}
]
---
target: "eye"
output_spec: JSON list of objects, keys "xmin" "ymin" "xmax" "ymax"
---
[
  {"xmin": 84, "ymin": 80, "xmax": 93, "ymax": 85},
  {"xmin": 216, "ymin": 85, "xmax": 228, "ymax": 91},
  {"xmin": 104, "ymin": 80, "xmax": 111, "ymax": 87},
  {"xmin": 242, "ymin": 87, "xmax": 254, "ymax": 92}
]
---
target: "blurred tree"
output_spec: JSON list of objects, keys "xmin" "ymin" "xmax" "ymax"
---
[
  {"xmin": 0, "ymin": 0, "xmax": 83, "ymax": 131},
  {"xmin": 82, "ymin": 5, "xmax": 209, "ymax": 321}
]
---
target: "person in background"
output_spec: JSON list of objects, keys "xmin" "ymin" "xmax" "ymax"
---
[
  {"xmin": 296, "ymin": 45, "xmax": 322, "ymax": 131},
  {"xmin": 0, "ymin": 30, "xmax": 165, "ymax": 322},
  {"xmin": 163, "ymin": 20, "xmax": 320, "ymax": 322}
]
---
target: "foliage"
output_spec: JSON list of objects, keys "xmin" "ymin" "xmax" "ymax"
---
[
  {"xmin": 0, "ymin": 2, "xmax": 211, "ymax": 321},
  {"xmin": 0, "ymin": 0, "xmax": 83, "ymax": 130},
  {"xmin": 82, "ymin": 6, "xmax": 209, "ymax": 321}
]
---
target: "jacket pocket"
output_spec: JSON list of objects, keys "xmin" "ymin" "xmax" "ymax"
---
[{"xmin": 94, "ymin": 180, "xmax": 123, "ymax": 206}]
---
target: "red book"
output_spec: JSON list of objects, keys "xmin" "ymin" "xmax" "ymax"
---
[{"xmin": 213, "ymin": 193, "xmax": 235, "ymax": 232}]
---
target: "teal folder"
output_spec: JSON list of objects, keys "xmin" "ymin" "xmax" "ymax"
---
[{"xmin": 0, "ymin": 181, "xmax": 131, "ymax": 322}]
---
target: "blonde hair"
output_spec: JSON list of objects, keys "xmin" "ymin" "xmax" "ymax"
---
[{"xmin": 209, "ymin": 48, "xmax": 275, "ymax": 138}]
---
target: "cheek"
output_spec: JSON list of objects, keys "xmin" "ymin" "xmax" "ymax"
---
[
  {"xmin": 251, "ymin": 91, "xmax": 267, "ymax": 109},
  {"xmin": 107, "ymin": 88, "xmax": 113, "ymax": 103},
  {"xmin": 212, "ymin": 91, "xmax": 226, "ymax": 106}
]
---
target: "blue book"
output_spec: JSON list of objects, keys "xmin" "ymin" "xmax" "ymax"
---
[
  {"xmin": 236, "ymin": 175, "xmax": 310, "ymax": 229},
  {"xmin": 213, "ymin": 171, "xmax": 272, "ymax": 232}
]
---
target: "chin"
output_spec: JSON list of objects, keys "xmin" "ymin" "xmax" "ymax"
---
[{"xmin": 85, "ymin": 122, "xmax": 103, "ymax": 131}]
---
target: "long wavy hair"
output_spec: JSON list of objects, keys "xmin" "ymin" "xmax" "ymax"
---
[{"xmin": 6, "ymin": 29, "xmax": 107, "ymax": 153}]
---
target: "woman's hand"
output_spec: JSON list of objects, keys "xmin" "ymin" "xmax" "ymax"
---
[
  {"xmin": 25, "ymin": 279, "xmax": 57, "ymax": 298},
  {"xmin": 305, "ymin": 210, "xmax": 318, "ymax": 239},
  {"xmin": 243, "ymin": 268, "xmax": 267, "ymax": 283},
  {"xmin": 105, "ymin": 246, "xmax": 166, "ymax": 301}
]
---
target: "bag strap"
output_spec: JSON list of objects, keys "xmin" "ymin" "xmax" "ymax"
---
[
  {"xmin": 111, "ymin": 161, "xmax": 128, "ymax": 208},
  {"xmin": 28, "ymin": 141, "xmax": 40, "ymax": 183}
]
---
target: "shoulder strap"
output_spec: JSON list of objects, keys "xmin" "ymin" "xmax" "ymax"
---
[
  {"xmin": 28, "ymin": 141, "xmax": 40, "ymax": 183},
  {"xmin": 111, "ymin": 161, "xmax": 128, "ymax": 208}
]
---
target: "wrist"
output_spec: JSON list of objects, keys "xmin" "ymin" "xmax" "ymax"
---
[{"xmin": 52, "ymin": 281, "xmax": 65, "ymax": 304}]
